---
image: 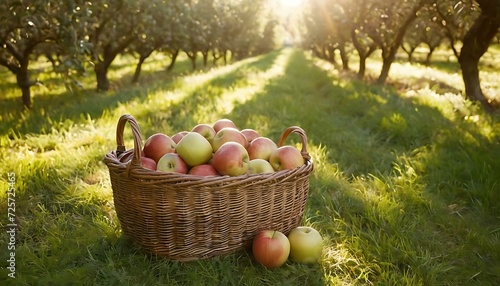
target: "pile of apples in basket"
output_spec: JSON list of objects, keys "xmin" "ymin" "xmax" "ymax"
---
[
  {"xmin": 136, "ymin": 118, "xmax": 305, "ymax": 176},
  {"xmin": 129, "ymin": 118, "xmax": 323, "ymax": 268}
]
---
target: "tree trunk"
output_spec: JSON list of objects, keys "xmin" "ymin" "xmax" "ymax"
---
[
  {"xmin": 376, "ymin": 2, "xmax": 424, "ymax": 84},
  {"xmin": 377, "ymin": 51, "xmax": 395, "ymax": 84},
  {"xmin": 166, "ymin": 49, "xmax": 179, "ymax": 72},
  {"xmin": 94, "ymin": 62, "xmax": 110, "ymax": 91},
  {"xmin": 16, "ymin": 63, "xmax": 32, "ymax": 109},
  {"xmin": 339, "ymin": 44, "xmax": 349, "ymax": 71},
  {"xmin": 458, "ymin": 0, "xmax": 500, "ymax": 111},
  {"xmin": 185, "ymin": 51, "xmax": 197, "ymax": 71},
  {"xmin": 201, "ymin": 50, "xmax": 208, "ymax": 67},
  {"xmin": 425, "ymin": 46, "xmax": 435, "ymax": 66},
  {"xmin": 132, "ymin": 52, "xmax": 152, "ymax": 84}
]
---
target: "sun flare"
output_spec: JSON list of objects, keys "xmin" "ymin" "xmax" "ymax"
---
[{"xmin": 279, "ymin": 0, "xmax": 302, "ymax": 7}]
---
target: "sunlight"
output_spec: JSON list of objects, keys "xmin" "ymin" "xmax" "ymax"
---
[{"xmin": 279, "ymin": 0, "xmax": 302, "ymax": 7}]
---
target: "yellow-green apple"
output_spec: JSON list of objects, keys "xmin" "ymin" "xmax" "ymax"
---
[
  {"xmin": 143, "ymin": 133, "xmax": 176, "ymax": 163},
  {"xmin": 172, "ymin": 131, "xmax": 189, "ymax": 144},
  {"xmin": 241, "ymin": 128, "xmax": 260, "ymax": 144},
  {"xmin": 212, "ymin": 127, "xmax": 248, "ymax": 151},
  {"xmin": 212, "ymin": 142, "xmax": 249, "ymax": 176},
  {"xmin": 247, "ymin": 137, "xmax": 278, "ymax": 161},
  {"xmin": 252, "ymin": 230, "xmax": 290, "ymax": 269},
  {"xmin": 248, "ymin": 159, "xmax": 275, "ymax": 174},
  {"xmin": 191, "ymin": 124, "xmax": 216, "ymax": 144},
  {"xmin": 175, "ymin": 132, "xmax": 213, "ymax": 167},
  {"xmin": 213, "ymin": 118, "xmax": 238, "ymax": 133},
  {"xmin": 188, "ymin": 164, "xmax": 220, "ymax": 176},
  {"xmin": 269, "ymin": 146, "xmax": 304, "ymax": 171},
  {"xmin": 141, "ymin": 156, "xmax": 157, "ymax": 170},
  {"xmin": 157, "ymin": 153, "xmax": 188, "ymax": 174},
  {"xmin": 287, "ymin": 226, "xmax": 323, "ymax": 263}
]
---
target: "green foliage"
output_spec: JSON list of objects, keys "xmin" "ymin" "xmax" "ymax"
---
[{"xmin": 1, "ymin": 48, "xmax": 499, "ymax": 285}]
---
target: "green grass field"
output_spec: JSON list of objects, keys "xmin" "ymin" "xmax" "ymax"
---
[{"xmin": 1, "ymin": 47, "xmax": 499, "ymax": 285}]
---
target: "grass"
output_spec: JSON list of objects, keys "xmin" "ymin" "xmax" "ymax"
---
[{"xmin": 1, "ymin": 47, "xmax": 499, "ymax": 285}]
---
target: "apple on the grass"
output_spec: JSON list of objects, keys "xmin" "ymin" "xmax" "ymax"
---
[
  {"xmin": 248, "ymin": 159, "xmax": 275, "ymax": 174},
  {"xmin": 191, "ymin": 124, "xmax": 216, "ymax": 144},
  {"xmin": 172, "ymin": 131, "xmax": 189, "ymax": 144},
  {"xmin": 287, "ymin": 226, "xmax": 323, "ymax": 263},
  {"xmin": 175, "ymin": 132, "xmax": 213, "ymax": 167},
  {"xmin": 247, "ymin": 137, "xmax": 278, "ymax": 161},
  {"xmin": 241, "ymin": 128, "xmax": 260, "ymax": 144},
  {"xmin": 212, "ymin": 142, "xmax": 249, "ymax": 176},
  {"xmin": 212, "ymin": 127, "xmax": 248, "ymax": 151},
  {"xmin": 269, "ymin": 145, "xmax": 304, "ymax": 171},
  {"xmin": 188, "ymin": 164, "xmax": 219, "ymax": 176},
  {"xmin": 213, "ymin": 118, "xmax": 238, "ymax": 133},
  {"xmin": 252, "ymin": 230, "xmax": 290, "ymax": 269},
  {"xmin": 143, "ymin": 133, "xmax": 176, "ymax": 163},
  {"xmin": 156, "ymin": 153, "xmax": 188, "ymax": 174},
  {"xmin": 141, "ymin": 156, "xmax": 157, "ymax": 170}
]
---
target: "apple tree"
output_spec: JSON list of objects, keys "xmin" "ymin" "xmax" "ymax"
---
[
  {"xmin": 0, "ymin": 0, "xmax": 72, "ymax": 108},
  {"xmin": 433, "ymin": 0, "xmax": 500, "ymax": 110}
]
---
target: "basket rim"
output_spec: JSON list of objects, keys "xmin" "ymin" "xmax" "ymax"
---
[{"xmin": 103, "ymin": 114, "xmax": 314, "ymax": 184}]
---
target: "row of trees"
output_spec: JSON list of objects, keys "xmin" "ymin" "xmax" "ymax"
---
[
  {"xmin": 0, "ymin": 0, "xmax": 278, "ymax": 109},
  {"xmin": 300, "ymin": 0, "xmax": 500, "ymax": 111}
]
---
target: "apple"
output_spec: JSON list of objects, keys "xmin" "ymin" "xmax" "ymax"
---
[
  {"xmin": 157, "ymin": 153, "xmax": 188, "ymax": 174},
  {"xmin": 246, "ymin": 137, "xmax": 278, "ymax": 161},
  {"xmin": 212, "ymin": 127, "xmax": 248, "ymax": 152},
  {"xmin": 212, "ymin": 142, "xmax": 249, "ymax": 176},
  {"xmin": 213, "ymin": 118, "xmax": 238, "ymax": 133},
  {"xmin": 269, "ymin": 146, "xmax": 304, "ymax": 171},
  {"xmin": 252, "ymin": 230, "xmax": 290, "ymax": 269},
  {"xmin": 188, "ymin": 164, "xmax": 220, "ymax": 176},
  {"xmin": 191, "ymin": 124, "xmax": 216, "ymax": 144},
  {"xmin": 172, "ymin": 131, "xmax": 189, "ymax": 144},
  {"xmin": 241, "ymin": 128, "xmax": 260, "ymax": 143},
  {"xmin": 141, "ymin": 156, "xmax": 157, "ymax": 170},
  {"xmin": 287, "ymin": 226, "xmax": 323, "ymax": 263},
  {"xmin": 248, "ymin": 159, "xmax": 275, "ymax": 174},
  {"xmin": 143, "ymin": 133, "xmax": 176, "ymax": 163},
  {"xmin": 175, "ymin": 132, "xmax": 213, "ymax": 167}
]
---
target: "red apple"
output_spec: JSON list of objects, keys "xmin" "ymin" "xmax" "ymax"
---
[
  {"xmin": 157, "ymin": 153, "xmax": 188, "ymax": 174},
  {"xmin": 287, "ymin": 226, "xmax": 323, "ymax": 263},
  {"xmin": 248, "ymin": 159, "xmax": 275, "ymax": 174},
  {"xmin": 191, "ymin": 124, "xmax": 216, "ymax": 144},
  {"xmin": 269, "ymin": 146, "xmax": 305, "ymax": 171},
  {"xmin": 213, "ymin": 118, "xmax": 238, "ymax": 133},
  {"xmin": 175, "ymin": 132, "xmax": 213, "ymax": 167},
  {"xmin": 188, "ymin": 164, "xmax": 220, "ymax": 176},
  {"xmin": 241, "ymin": 128, "xmax": 260, "ymax": 143},
  {"xmin": 141, "ymin": 156, "xmax": 157, "ymax": 170},
  {"xmin": 143, "ymin": 133, "xmax": 176, "ymax": 163},
  {"xmin": 246, "ymin": 137, "xmax": 278, "ymax": 161},
  {"xmin": 172, "ymin": 131, "xmax": 189, "ymax": 144},
  {"xmin": 252, "ymin": 230, "xmax": 290, "ymax": 269},
  {"xmin": 212, "ymin": 127, "xmax": 248, "ymax": 152},
  {"xmin": 212, "ymin": 142, "xmax": 249, "ymax": 176}
]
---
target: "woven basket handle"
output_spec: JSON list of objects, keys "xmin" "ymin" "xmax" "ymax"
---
[
  {"xmin": 115, "ymin": 114, "xmax": 143, "ymax": 163},
  {"xmin": 277, "ymin": 126, "xmax": 311, "ymax": 161}
]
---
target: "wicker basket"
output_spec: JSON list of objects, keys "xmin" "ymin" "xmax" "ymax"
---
[{"xmin": 103, "ymin": 114, "xmax": 314, "ymax": 261}]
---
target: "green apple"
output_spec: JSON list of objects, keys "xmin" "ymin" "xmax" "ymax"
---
[
  {"xmin": 248, "ymin": 159, "xmax": 275, "ymax": 174},
  {"xmin": 287, "ymin": 226, "xmax": 323, "ymax": 263},
  {"xmin": 175, "ymin": 132, "xmax": 213, "ymax": 167}
]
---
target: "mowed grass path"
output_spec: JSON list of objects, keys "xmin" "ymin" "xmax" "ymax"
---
[{"xmin": 1, "ymin": 48, "xmax": 499, "ymax": 285}]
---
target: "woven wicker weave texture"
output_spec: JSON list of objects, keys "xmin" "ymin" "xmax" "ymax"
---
[{"xmin": 104, "ymin": 114, "xmax": 314, "ymax": 261}]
